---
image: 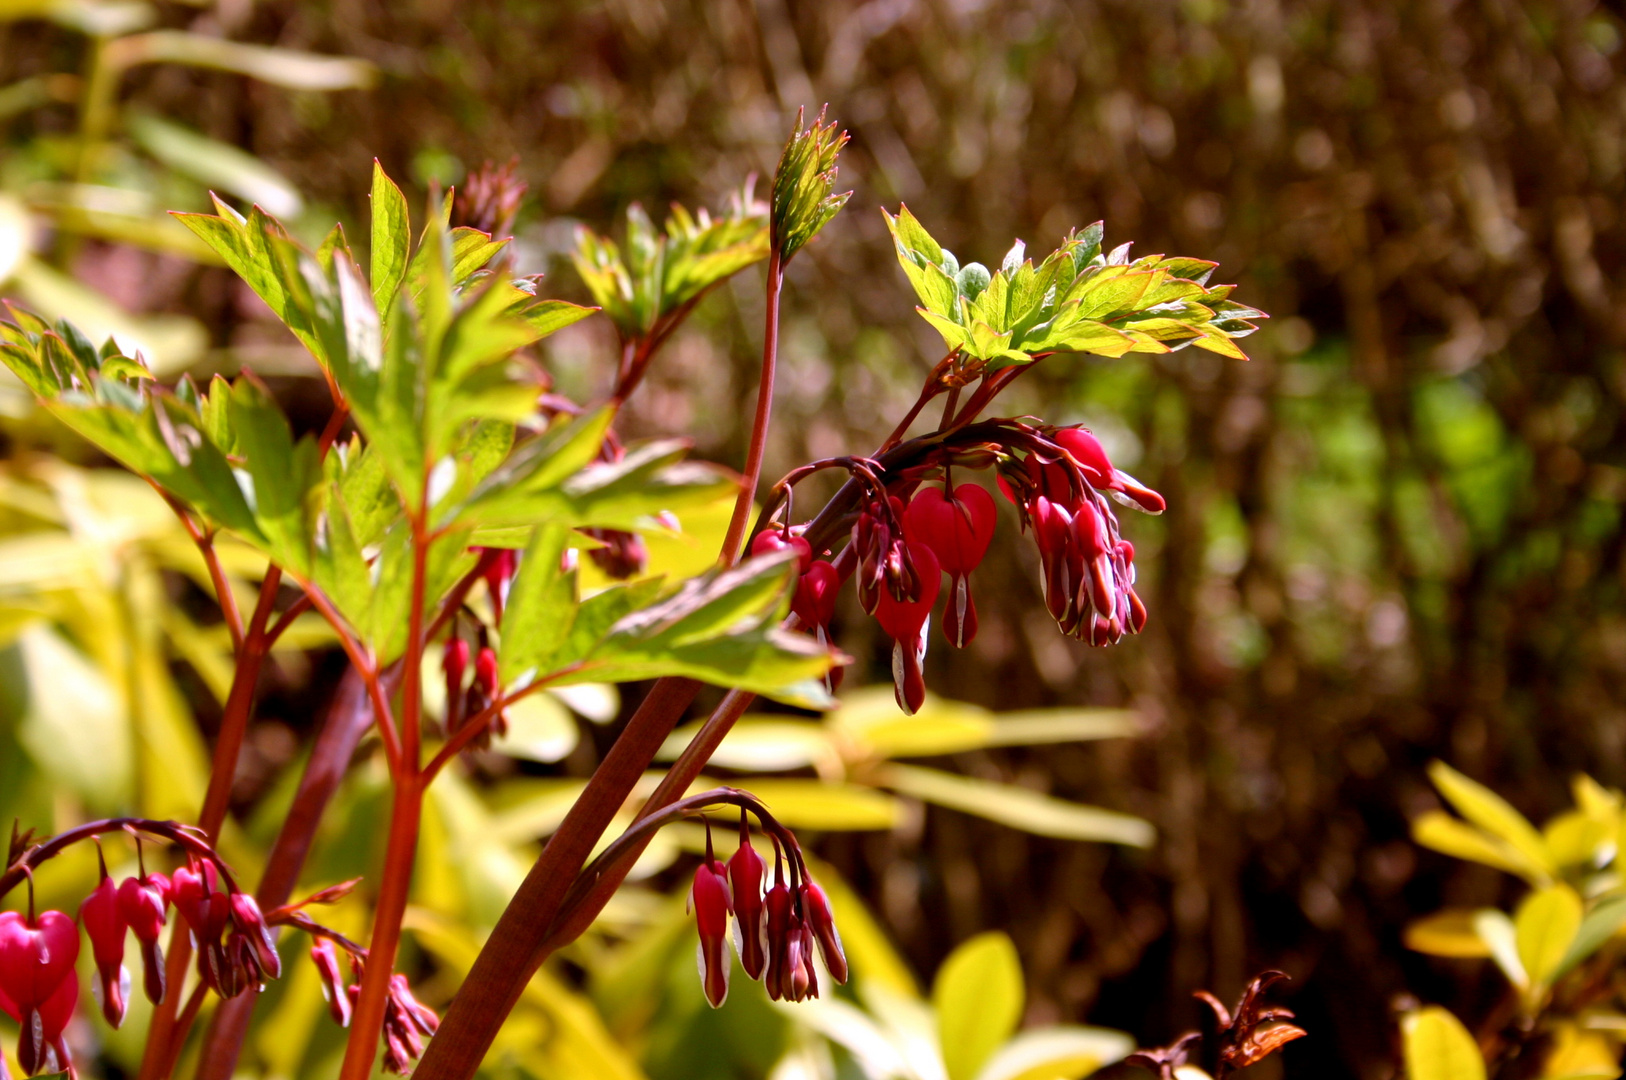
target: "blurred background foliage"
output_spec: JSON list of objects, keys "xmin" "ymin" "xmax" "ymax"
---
[{"xmin": 4, "ymin": 0, "xmax": 1626, "ymax": 1078}]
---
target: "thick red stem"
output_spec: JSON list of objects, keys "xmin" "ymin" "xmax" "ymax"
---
[
  {"xmin": 194, "ymin": 665, "xmax": 384, "ymax": 1080},
  {"xmin": 339, "ymin": 777, "xmax": 423, "ymax": 1080},
  {"xmin": 412, "ymin": 677, "xmax": 702, "ymax": 1079}
]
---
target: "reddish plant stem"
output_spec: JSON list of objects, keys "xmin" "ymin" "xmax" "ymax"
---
[
  {"xmin": 339, "ymin": 489, "xmax": 431, "ymax": 1080},
  {"xmin": 136, "ymin": 565, "xmax": 282, "ymax": 1080},
  {"xmin": 0, "ymin": 818, "xmax": 224, "ymax": 898},
  {"xmin": 194, "ymin": 665, "xmax": 387, "ymax": 1080},
  {"xmin": 263, "ymin": 593, "xmax": 312, "ymax": 646},
  {"xmin": 412, "ymin": 676, "xmax": 702, "ymax": 1079},
  {"xmin": 338, "ymin": 776, "xmax": 423, "ymax": 1080},
  {"xmin": 156, "ymin": 490, "xmax": 244, "ymax": 652},
  {"xmin": 301, "ymin": 584, "xmax": 401, "ymax": 772},
  {"xmin": 317, "ymin": 403, "xmax": 351, "ymax": 457},
  {"xmin": 720, "ymin": 248, "xmax": 783, "ymax": 564},
  {"xmin": 538, "ymin": 687, "xmax": 758, "ymax": 952}
]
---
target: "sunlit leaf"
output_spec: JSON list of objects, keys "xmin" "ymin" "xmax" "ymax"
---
[
  {"xmin": 1404, "ymin": 910, "xmax": 1494, "ymax": 959},
  {"xmin": 1402, "ymin": 1007, "xmax": 1485, "ymax": 1080},
  {"xmin": 884, "ymin": 764, "xmax": 1154, "ymax": 847},
  {"xmin": 1516, "ymin": 884, "xmax": 1583, "ymax": 992},
  {"xmin": 935, "ymin": 931, "xmax": 1023, "ymax": 1080}
]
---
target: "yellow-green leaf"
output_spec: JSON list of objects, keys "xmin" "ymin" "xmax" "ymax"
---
[
  {"xmin": 935, "ymin": 932, "xmax": 1024, "ymax": 1080},
  {"xmin": 1402, "ymin": 1007, "xmax": 1486, "ymax": 1080},
  {"xmin": 1427, "ymin": 761, "xmax": 1553, "ymax": 878},
  {"xmin": 884, "ymin": 764, "xmax": 1154, "ymax": 847},
  {"xmin": 741, "ymin": 779, "xmax": 901, "ymax": 831},
  {"xmin": 1405, "ymin": 911, "xmax": 1494, "ymax": 959},
  {"xmin": 975, "ymin": 1027, "xmax": 1136, "ymax": 1080},
  {"xmin": 1516, "ymin": 884, "xmax": 1583, "ymax": 991},
  {"xmin": 1411, "ymin": 811, "xmax": 1543, "ymax": 883}
]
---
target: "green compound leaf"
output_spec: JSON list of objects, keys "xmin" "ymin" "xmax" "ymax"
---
[
  {"xmin": 883, "ymin": 206, "xmax": 1265, "ymax": 370},
  {"xmin": 573, "ymin": 184, "xmax": 767, "ymax": 343}
]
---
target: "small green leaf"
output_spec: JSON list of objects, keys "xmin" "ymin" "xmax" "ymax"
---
[
  {"xmin": 934, "ymin": 932, "xmax": 1023, "ymax": 1080},
  {"xmin": 1402, "ymin": 1007, "xmax": 1486, "ymax": 1080},
  {"xmin": 498, "ymin": 523, "xmax": 577, "ymax": 686},
  {"xmin": 370, "ymin": 161, "xmax": 411, "ymax": 314},
  {"xmin": 771, "ymin": 106, "xmax": 851, "ymax": 263},
  {"xmin": 1554, "ymin": 895, "xmax": 1626, "ymax": 979}
]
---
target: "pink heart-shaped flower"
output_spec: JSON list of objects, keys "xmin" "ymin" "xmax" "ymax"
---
[
  {"xmin": 904, "ymin": 484, "xmax": 997, "ymax": 576},
  {"xmin": 792, "ymin": 561, "xmax": 841, "ymax": 629}
]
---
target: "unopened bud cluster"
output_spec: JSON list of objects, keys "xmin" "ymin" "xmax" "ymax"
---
[{"xmin": 686, "ymin": 812, "xmax": 847, "ymax": 1008}]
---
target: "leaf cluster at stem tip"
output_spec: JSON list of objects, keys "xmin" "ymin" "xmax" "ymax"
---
[
  {"xmin": 883, "ymin": 204, "xmax": 1266, "ymax": 372},
  {"xmin": 770, "ymin": 105, "xmax": 852, "ymax": 264}
]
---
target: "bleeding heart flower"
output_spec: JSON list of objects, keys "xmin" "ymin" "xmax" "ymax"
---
[
  {"xmin": 80, "ymin": 866, "xmax": 129, "ymax": 1028},
  {"xmin": 0, "ymin": 907, "xmax": 80, "ymax": 1077},
  {"xmin": 688, "ymin": 850, "xmax": 733, "ymax": 1008},
  {"xmin": 751, "ymin": 528, "xmax": 813, "ymax": 572},
  {"xmin": 117, "ymin": 872, "xmax": 169, "ymax": 1006},
  {"xmin": 799, "ymin": 880, "xmax": 848, "ymax": 985},
  {"xmin": 874, "ymin": 541, "xmax": 940, "ymax": 714},
  {"xmin": 904, "ymin": 483, "xmax": 996, "ymax": 647},
  {"xmin": 18, "ymin": 967, "xmax": 77, "ymax": 1077},
  {"xmin": 311, "ymin": 939, "xmax": 352, "ymax": 1028},
  {"xmin": 727, "ymin": 819, "xmax": 768, "ymax": 981}
]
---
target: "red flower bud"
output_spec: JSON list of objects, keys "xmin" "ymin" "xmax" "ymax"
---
[
  {"xmin": 904, "ymin": 483, "xmax": 997, "ymax": 576},
  {"xmin": 875, "ymin": 541, "xmax": 940, "ymax": 714},
  {"xmin": 791, "ymin": 560, "xmax": 840, "ymax": 632},
  {"xmin": 752, "ymin": 529, "xmax": 813, "ymax": 573},
  {"xmin": 381, "ymin": 974, "xmax": 439, "ymax": 1075},
  {"xmin": 0, "ymin": 909, "xmax": 78, "ymax": 1018},
  {"xmin": 904, "ymin": 483, "xmax": 996, "ymax": 649},
  {"xmin": 311, "ymin": 939, "xmax": 352, "ymax": 1028},
  {"xmin": 475, "ymin": 646, "xmax": 499, "ymax": 695},
  {"xmin": 117, "ymin": 872, "xmax": 169, "ymax": 1005},
  {"xmin": 763, "ymin": 877, "xmax": 793, "ymax": 1002},
  {"xmin": 1052, "ymin": 427, "xmax": 1115, "ymax": 490},
  {"xmin": 689, "ymin": 857, "xmax": 733, "ymax": 1008},
  {"xmin": 873, "ymin": 542, "xmax": 940, "ymax": 643},
  {"xmin": 80, "ymin": 872, "xmax": 129, "ymax": 1027},
  {"xmin": 442, "ymin": 638, "xmax": 470, "ymax": 733},
  {"xmin": 799, "ymin": 880, "xmax": 848, "ymax": 985},
  {"xmin": 481, "ymin": 547, "xmax": 518, "ymax": 622},
  {"xmin": 727, "ymin": 834, "xmax": 768, "ymax": 981},
  {"xmin": 229, "ymin": 892, "xmax": 281, "ymax": 981}
]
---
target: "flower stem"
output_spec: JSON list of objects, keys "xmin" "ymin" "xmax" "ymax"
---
[
  {"xmin": 339, "ymin": 776, "xmax": 423, "ymax": 1080},
  {"xmin": 412, "ymin": 676, "xmax": 703, "ymax": 1079},
  {"xmin": 194, "ymin": 665, "xmax": 387, "ymax": 1080},
  {"xmin": 720, "ymin": 248, "xmax": 783, "ymax": 564}
]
